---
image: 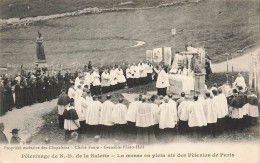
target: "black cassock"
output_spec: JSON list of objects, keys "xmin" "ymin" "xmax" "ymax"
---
[
  {"xmin": 4, "ymin": 85, "xmax": 14, "ymax": 111},
  {"xmin": 15, "ymin": 84, "xmax": 23, "ymax": 108},
  {"xmin": 0, "ymin": 86, "xmax": 6, "ymax": 116}
]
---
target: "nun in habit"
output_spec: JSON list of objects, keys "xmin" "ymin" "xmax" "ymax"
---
[
  {"xmin": 135, "ymin": 97, "xmax": 155, "ymax": 144},
  {"xmin": 154, "ymin": 66, "xmax": 169, "ymax": 96}
]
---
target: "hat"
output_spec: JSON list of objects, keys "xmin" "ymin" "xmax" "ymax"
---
[
  {"xmin": 10, "ymin": 129, "xmax": 20, "ymax": 134},
  {"xmin": 69, "ymin": 98, "xmax": 74, "ymax": 104}
]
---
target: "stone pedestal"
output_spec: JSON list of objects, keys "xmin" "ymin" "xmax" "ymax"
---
[
  {"xmin": 194, "ymin": 73, "xmax": 206, "ymax": 93},
  {"xmin": 36, "ymin": 60, "xmax": 47, "ymax": 68}
]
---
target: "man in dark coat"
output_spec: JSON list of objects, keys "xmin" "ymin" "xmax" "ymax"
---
[
  {"xmin": 5, "ymin": 82, "xmax": 14, "ymax": 111},
  {"xmin": 10, "ymin": 129, "xmax": 21, "ymax": 144},
  {"xmin": 15, "ymin": 81, "xmax": 23, "ymax": 108},
  {"xmin": 36, "ymin": 76, "xmax": 45, "ymax": 102},
  {"xmin": 0, "ymin": 123, "xmax": 8, "ymax": 144}
]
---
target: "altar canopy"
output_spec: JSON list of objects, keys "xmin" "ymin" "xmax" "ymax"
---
[{"xmin": 168, "ymin": 74, "xmax": 194, "ymax": 95}]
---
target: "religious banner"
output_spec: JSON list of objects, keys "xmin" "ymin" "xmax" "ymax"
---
[
  {"xmin": 146, "ymin": 50, "xmax": 153, "ymax": 62},
  {"xmin": 164, "ymin": 47, "xmax": 172, "ymax": 65},
  {"xmin": 153, "ymin": 48, "xmax": 163, "ymax": 63}
]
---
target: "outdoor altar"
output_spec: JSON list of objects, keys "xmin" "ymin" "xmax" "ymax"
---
[{"xmin": 168, "ymin": 46, "xmax": 206, "ymax": 95}]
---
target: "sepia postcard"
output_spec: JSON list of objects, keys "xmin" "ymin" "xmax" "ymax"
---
[{"xmin": 0, "ymin": 0, "xmax": 259, "ymax": 162}]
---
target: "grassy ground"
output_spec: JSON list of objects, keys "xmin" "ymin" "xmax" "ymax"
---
[
  {"xmin": 0, "ymin": 0, "xmax": 188, "ymax": 19},
  {"xmin": 207, "ymin": 72, "xmax": 249, "ymax": 88},
  {"xmin": 31, "ymin": 72, "xmax": 258, "ymax": 144},
  {"xmin": 0, "ymin": 0, "xmax": 259, "ymax": 69}
]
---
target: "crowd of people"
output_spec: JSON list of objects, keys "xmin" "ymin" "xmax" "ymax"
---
[
  {"xmin": 0, "ymin": 60, "xmax": 160, "ymax": 117},
  {"xmin": 0, "ymin": 57, "xmax": 258, "ymax": 144},
  {"xmin": 57, "ymin": 81, "xmax": 258, "ymax": 144}
]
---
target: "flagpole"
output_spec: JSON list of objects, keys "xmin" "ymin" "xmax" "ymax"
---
[{"xmin": 225, "ymin": 53, "xmax": 229, "ymax": 84}]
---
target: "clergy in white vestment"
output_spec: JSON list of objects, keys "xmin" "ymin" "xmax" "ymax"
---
[
  {"xmin": 83, "ymin": 70, "xmax": 92, "ymax": 89},
  {"xmin": 168, "ymin": 94, "xmax": 178, "ymax": 122},
  {"xmin": 210, "ymin": 83, "xmax": 218, "ymax": 97},
  {"xmin": 99, "ymin": 95, "xmax": 115, "ymax": 138},
  {"xmin": 68, "ymin": 84, "xmax": 75, "ymax": 99},
  {"xmin": 138, "ymin": 62, "xmax": 147, "ymax": 85},
  {"xmin": 91, "ymin": 69, "xmax": 101, "ymax": 95},
  {"xmin": 117, "ymin": 65, "xmax": 126, "ymax": 89},
  {"xmin": 158, "ymin": 96, "xmax": 178, "ymax": 142},
  {"xmin": 74, "ymin": 85, "xmax": 83, "ymax": 117},
  {"xmin": 146, "ymin": 62, "xmax": 154, "ymax": 83},
  {"xmin": 74, "ymin": 76, "xmax": 80, "ymax": 89},
  {"xmin": 110, "ymin": 67, "xmax": 118, "ymax": 91},
  {"xmin": 233, "ymin": 73, "xmax": 246, "ymax": 92},
  {"xmin": 132, "ymin": 63, "xmax": 140, "ymax": 86},
  {"xmin": 76, "ymin": 92, "xmax": 88, "ymax": 139},
  {"xmin": 154, "ymin": 66, "xmax": 169, "ymax": 96},
  {"xmin": 101, "ymin": 69, "xmax": 111, "ymax": 93},
  {"xmin": 176, "ymin": 92, "xmax": 186, "ymax": 108},
  {"xmin": 111, "ymin": 98, "xmax": 128, "ymax": 140},
  {"xmin": 150, "ymin": 97, "xmax": 160, "ymax": 139},
  {"xmin": 246, "ymin": 93, "xmax": 259, "ymax": 123},
  {"xmin": 177, "ymin": 99, "xmax": 192, "ymax": 135},
  {"xmin": 135, "ymin": 98, "xmax": 156, "ymax": 144},
  {"xmin": 188, "ymin": 96, "xmax": 207, "ymax": 140},
  {"xmin": 125, "ymin": 97, "xmax": 140, "ymax": 140},
  {"xmin": 202, "ymin": 92, "xmax": 217, "ymax": 137},
  {"xmin": 126, "ymin": 64, "xmax": 134, "ymax": 88},
  {"xmin": 85, "ymin": 96, "xmax": 102, "ymax": 136},
  {"xmin": 212, "ymin": 89, "xmax": 227, "ymax": 134},
  {"xmin": 216, "ymin": 88, "xmax": 229, "ymax": 128}
]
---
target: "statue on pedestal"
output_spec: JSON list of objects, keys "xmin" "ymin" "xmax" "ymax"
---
[{"xmin": 36, "ymin": 32, "xmax": 46, "ymax": 62}]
